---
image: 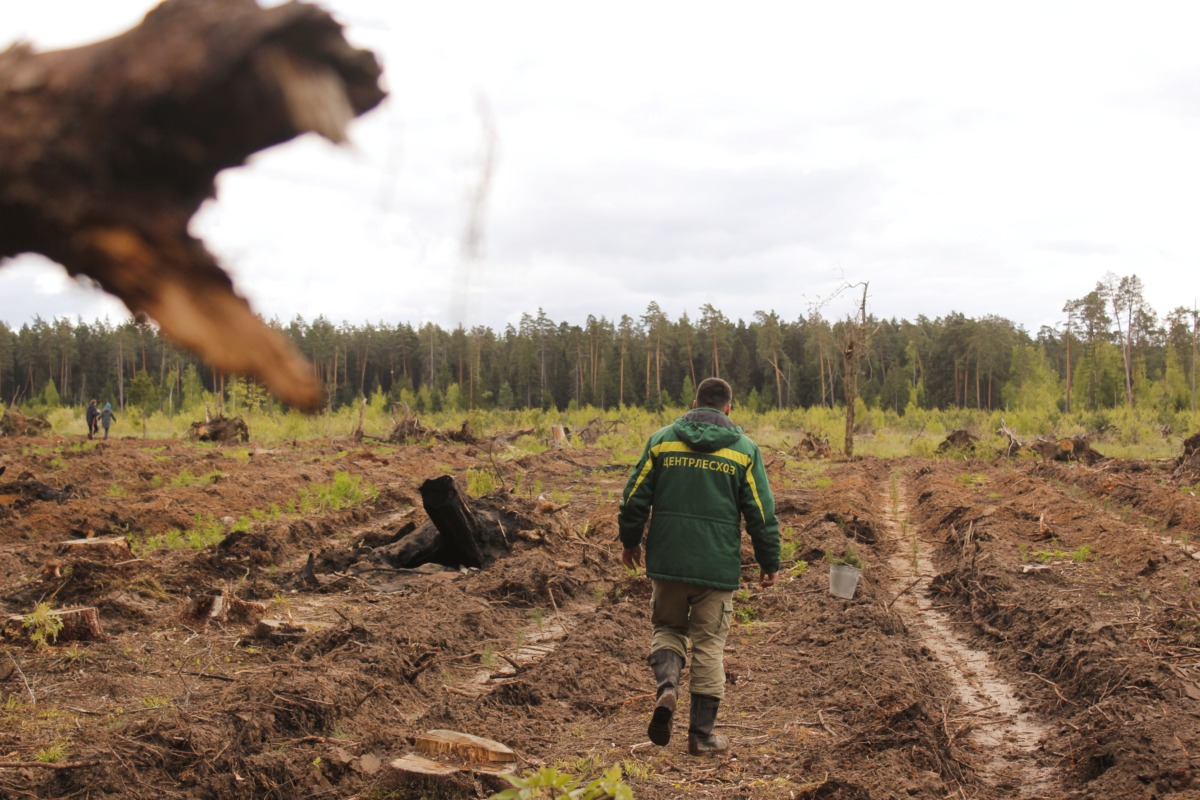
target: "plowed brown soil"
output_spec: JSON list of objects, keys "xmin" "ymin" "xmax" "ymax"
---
[{"xmin": 1, "ymin": 434, "xmax": 1198, "ymax": 799}]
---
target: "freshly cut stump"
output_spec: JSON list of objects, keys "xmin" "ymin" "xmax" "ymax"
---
[
  {"xmin": 415, "ymin": 729, "xmax": 516, "ymax": 768},
  {"xmin": 4, "ymin": 607, "xmax": 104, "ymax": 643}
]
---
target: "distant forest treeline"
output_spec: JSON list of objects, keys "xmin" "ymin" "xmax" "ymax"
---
[{"xmin": 2, "ymin": 274, "xmax": 1198, "ymax": 418}]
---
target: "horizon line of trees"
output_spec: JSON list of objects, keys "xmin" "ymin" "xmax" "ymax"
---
[{"xmin": 2, "ymin": 273, "xmax": 1197, "ymax": 421}]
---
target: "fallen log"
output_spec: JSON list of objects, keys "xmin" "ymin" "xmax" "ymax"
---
[{"xmin": 0, "ymin": 0, "xmax": 385, "ymax": 410}]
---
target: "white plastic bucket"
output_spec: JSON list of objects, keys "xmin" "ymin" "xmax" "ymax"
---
[{"xmin": 829, "ymin": 564, "xmax": 862, "ymax": 599}]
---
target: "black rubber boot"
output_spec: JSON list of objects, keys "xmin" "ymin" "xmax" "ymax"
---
[
  {"xmin": 646, "ymin": 650, "xmax": 684, "ymax": 746},
  {"xmin": 687, "ymin": 694, "xmax": 730, "ymax": 756}
]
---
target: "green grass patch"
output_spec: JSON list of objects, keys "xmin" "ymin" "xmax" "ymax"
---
[{"xmin": 297, "ymin": 471, "xmax": 378, "ymax": 513}]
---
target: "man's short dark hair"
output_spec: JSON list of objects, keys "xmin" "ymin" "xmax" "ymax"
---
[{"xmin": 695, "ymin": 377, "xmax": 732, "ymax": 410}]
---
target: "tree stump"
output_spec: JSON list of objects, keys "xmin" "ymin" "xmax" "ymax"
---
[
  {"xmin": 419, "ymin": 476, "xmax": 486, "ymax": 568},
  {"xmin": 376, "ymin": 521, "xmax": 451, "ymax": 569},
  {"xmin": 415, "ymin": 730, "xmax": 516, "ymax": 767},
  {"xmin": 5, "ymin": 607, "xmax": 104, "ymax": 644},
  {"xmin": 385, "ymin": 731, "xmax": 515, "ymax": 794},
  {"xmin": 550, "ymin": 424, "xmax": 568, "ymax": 448},
  {"xmin": 185, "ymin": 589, "xmax": 266, "ymax": 626},
  {"xmin": 57, "ymin": 536, "xmax": 134, "ymax": 561}
]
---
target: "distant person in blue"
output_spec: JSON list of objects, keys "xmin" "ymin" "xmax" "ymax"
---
[
  {"xmin": 99, "ymin": 402, "xmax": 117, "ymax": 440},
  {"xmin": 85, "ymin": 399, "xmax": 99, "ymax": 439}
]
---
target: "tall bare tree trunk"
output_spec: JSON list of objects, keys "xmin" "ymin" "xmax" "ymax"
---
[
  {"xmin": 1064, "ymin": 319, "xmax": 1072, "ymax": 413},
  {"xmin": 619, "ymin": 337, "xmax": 626, "ymax": 406},
  {"xmin": 841, "ymin": 283, "xmax": 874, "ymax": 457},
  {"xmin": 1192, "ymin": 309, "xmax": 1198, "ymax": 414}
]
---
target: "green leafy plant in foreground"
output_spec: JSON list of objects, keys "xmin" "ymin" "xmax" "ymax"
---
[
  {"xmin": 490, "ymin": 764, "xmax": 633, "ymax": 800},
  {"xmin": 23, "ymin": 603, "xmax": 64, "ymax": 649}
]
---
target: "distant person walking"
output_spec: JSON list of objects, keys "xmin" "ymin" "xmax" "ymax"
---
[
  {"xmin": 85, "ymin": 399, "xmax": 99, "ymax": 440},
  {"xmin": 618, "ymin": 377, "xmax": 780, "ymax": 756},
  {"xmin": 99, "ymin": 402, "xmax": 117, "ymax": 440}
]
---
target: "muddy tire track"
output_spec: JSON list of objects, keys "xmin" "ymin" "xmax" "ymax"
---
[{"xmin": 879, "ymin": 468, "xmax": 1060, "ymax": 799}]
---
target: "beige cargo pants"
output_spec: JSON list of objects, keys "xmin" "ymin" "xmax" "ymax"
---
[{"xmin": 649, "ymin": 579, "xmax": 733, "ymax": 699}]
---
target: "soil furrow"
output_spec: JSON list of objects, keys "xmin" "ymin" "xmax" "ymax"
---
[{"xmin": 881, "ymin": 469, "xmax": 1058, "ymax": 798}]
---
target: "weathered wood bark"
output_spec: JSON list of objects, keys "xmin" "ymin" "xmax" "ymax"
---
[
  {"xmin": 377, "ymin": 521, "xmax": 450, "ymax": 569},
  {"xmin": 0, "ymin": 0, "xmax": 385, "ymax": 410},
  {"xmin": 419, "ymin": 477, "xmax": 486, "ymax": 568}
]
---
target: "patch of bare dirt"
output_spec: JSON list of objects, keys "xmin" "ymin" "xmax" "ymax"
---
[{"xmin": 0, "ymin": 437, "xmax": 1197, "ymax": 799}]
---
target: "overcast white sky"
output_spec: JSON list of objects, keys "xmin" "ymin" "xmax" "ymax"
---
[{"xmin": 3, "ymin": 1, "xmax": 1199, "ymax": 337}]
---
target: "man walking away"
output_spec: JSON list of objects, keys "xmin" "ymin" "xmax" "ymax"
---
[{"xmin": 618, "ymin": 377, "xmax": 779, "ymax": 756}]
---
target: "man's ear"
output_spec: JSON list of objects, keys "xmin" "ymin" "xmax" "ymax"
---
[{"xmin": 692, "ymin": 401, "xmax": 698, "ymax": 409}]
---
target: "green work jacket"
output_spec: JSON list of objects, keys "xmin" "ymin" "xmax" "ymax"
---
[{"xmin": 618, "ymin": 408, "xmax": 780, "ymax": 589}]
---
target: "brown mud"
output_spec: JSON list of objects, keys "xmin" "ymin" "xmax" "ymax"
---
[{"xmin": 1, "ymin": 435, "xmax": 1198, "ymax": 799}]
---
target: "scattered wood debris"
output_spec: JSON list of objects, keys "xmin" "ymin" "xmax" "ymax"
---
[
  {"xmin": 937, "ymin": 429, "xmax": 978, "ymax": 454},
  {"xmin": 0, "ymin": 409, "xmax": 50, "ymax": 437},
  {"xmin": 793, "ymin": 430, "xmax": 833, "ymax": 458},
  {"xmin": 997, "ymin": 420, "xmax": 1106, "ymax": 464},
  {"xmin": 573, "ymin": 417, "xmax": 618, "ymax": 446},
  {"xmin": 189, "ymin": 415, "xmax": 250, "ymax": 443}
]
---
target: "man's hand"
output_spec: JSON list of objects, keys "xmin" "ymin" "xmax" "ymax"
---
[
  {"xmin": 622, "ymin": 545, "xmax": 643, "ymax": 571},
  {"xmin": 760, "ymin": 570, "xmax": 778, "ymax": 587}
]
